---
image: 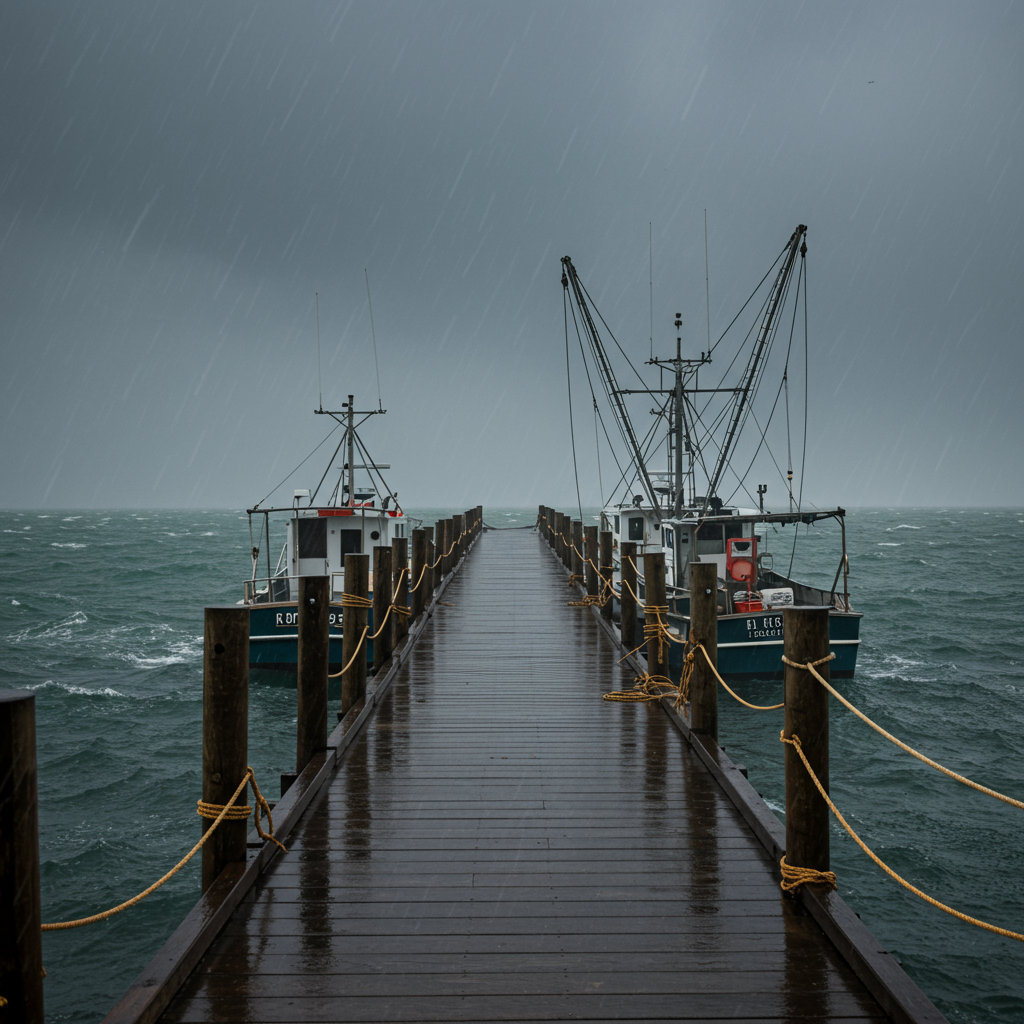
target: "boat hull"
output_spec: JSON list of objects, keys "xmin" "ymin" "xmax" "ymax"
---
[
  {"xmin": 664, "ymin": 607, "xmax": 861, "ymax": 682},
  {"xmin": 247, "ymin": 602, "xmax": 373, "ymax": 674}
]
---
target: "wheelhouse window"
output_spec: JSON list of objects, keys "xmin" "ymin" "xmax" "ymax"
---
[
  {"xmin": 297, "ymin": 518, "xmax": 327, "ymax": 559},
  {"xmin": 614, "ymin": 515, "xmax": 620, "ymax": 534},
  {"xmin": 627, "ymin": 517, "xmax": 644, "ymax": 541},
  {"xmin": 664, "ymin": 528, "xmax": 674, "ymax": 550},
  {"xmin": 696, "ymin": 522, "xmax": 723, "ymax": 555}
]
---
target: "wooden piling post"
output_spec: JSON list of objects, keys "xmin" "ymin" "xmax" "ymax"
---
[
  {"xmin": 410, "ymin": 529, "xmax": 426, "ymax": 621},
  {"xmin": 442, "ymin": 519, "xmax": 453, "ymax": 577},
  {"xmin": 643, "ymin": 551, "xmax": 670, "ymax": 681},
  {"xmin": 477, "ymin": 505, "xmax": 483, "ymax": 538},
  {"xmin": 688, "ymin": 562, "xmax": 718, "ymax": 740},
  {"xmin": 584, "ymin": 525, "xmax": 599, "ymax": 597},
  {"xmin": 783, "ymin": 606, "xmax": 831, "ymax": 875},
  {"xmin": 392, "ymin": 537, "xmax": 409, "ymax": 643},
  {"xmin": 454, "ymin": 513, "xmax": 466, "ymax": 563},
  {"xmin": 571, "ymin": 520, "xmax": 583, "ymax": 580},
  {"xmin": 0, "ymin": 689, "xmax": 44, "ymax": 1023},
  {"xmin": 424, "ymin": 526, "xmax": 435, "ymax": 596},
  {"xmin": 373, "ymin": 545, "xmax": 393, "ymax": 672},
  {"xmin": 552, "ymin": 511, "xmax": 561, "ymax": 556},
  {"xmin": 202, "ymin": 606, "xmax": 249, "ymax": 894},
  {"xmin": 296, "ymin": 575, "xmax": 329, "ymax": 772},
  {"xmin": 341, "ymin": 553, "xmax": 369, "ymax": 713},
  {"xmin": 600, "ymin": 530, "xmax": 613, "ymax": 622},
  {"xmin": 620, "ymin": 541, "xmax": 638, "ymax": 651}
]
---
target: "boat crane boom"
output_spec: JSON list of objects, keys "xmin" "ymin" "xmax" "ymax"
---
[{"xmin": 561, "ymin": 256, "xmax": 663, "ymax": 525}]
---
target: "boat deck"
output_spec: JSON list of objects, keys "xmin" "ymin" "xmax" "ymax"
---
[{"xmin": 160, "ymin": 528, "xmax": 886, "ymax": 1022}]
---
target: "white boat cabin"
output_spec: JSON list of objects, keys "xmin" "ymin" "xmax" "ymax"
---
[
  {"xmin": 602, "ymin": 504, "xmax": 760, "ymax": 594},
  {"xmin": 247, "ymin": 488, "xmax": 408, "ymax": 605}
]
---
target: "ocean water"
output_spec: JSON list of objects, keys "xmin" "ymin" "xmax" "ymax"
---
[{"xmin": 1, "ymin": 506, "xmax": 1021, "ymax": 1022}]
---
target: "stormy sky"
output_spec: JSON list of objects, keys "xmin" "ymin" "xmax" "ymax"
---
[{"xmin": 2, "ymin": 1, "xmax": 1021, "ymax": 510}]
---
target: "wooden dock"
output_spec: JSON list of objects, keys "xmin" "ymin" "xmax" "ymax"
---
[{"xmin": 154, "ymin": 527, "xmax": 894, "ymax": 1023}]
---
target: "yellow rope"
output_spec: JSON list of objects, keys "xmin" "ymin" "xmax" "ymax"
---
[
  {"xmin": 198, "ymin": 767, "xmax": 286, "ymax": 854},
  {"xmin": 340, "ymin": 593, "xmax": 372, "ymax": 608},
  {"xmin": 780, "ymin": 854, "xmax": 837, "ymax": 893},
  {"xmin": 326, "ymin": 625, "xmax": 369, "ymax": 678},
  {"xmin": 784, "ymin": 655, "xmax": 1024, "ymax": 809},
  {"xmin": 780, "ymin": 731, "xmax": 1024, "ymax": 941},
  {"xmin": 603, "ymin": 673, "xmax": 678, "ymax": 702},
  {"xmin": 41, "ymin": 767, "xmax": 284, "ymax": 932},
  {"xmin": 567, "ymin": 574, "xmax": 583, "ymax": 585},
  {"xmin": 694, "ymin": 642, "xmax": 785, "ymax": 711}
]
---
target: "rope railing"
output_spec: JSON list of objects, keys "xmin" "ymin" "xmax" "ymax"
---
[
  {"xmin": 780, "ymin": 730, "xmax": 1024, "ymax": 941},
  {"xmin": 783, "ymin": 655, "xmax": 1024, "ymax": 810},
  {"xmin": 41, "ymin": 767, "xmax": 283, "ymax": 932}
]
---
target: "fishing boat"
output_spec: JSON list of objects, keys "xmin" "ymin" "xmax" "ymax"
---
[
  {"xmin": 560, "ymin": 224, "xmax": 861, "ymax": 681},
  {"xmin": 242, "ymin": 395, "xmax": 411, "ymax": 674}
]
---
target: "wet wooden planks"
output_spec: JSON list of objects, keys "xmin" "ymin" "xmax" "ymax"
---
[{"xmin": 161, "ymin": 529, "xmax": 886, "ymax": 1022}]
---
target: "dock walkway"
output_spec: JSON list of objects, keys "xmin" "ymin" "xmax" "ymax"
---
[{"xmin": 161, "ymin": 528, "xmax": 885, "ymax": 1022}]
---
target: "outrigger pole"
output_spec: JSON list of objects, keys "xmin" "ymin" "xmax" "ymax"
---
[{"xmin": 562, "ymin": 256, "xmax": 663, "ymax": 524}]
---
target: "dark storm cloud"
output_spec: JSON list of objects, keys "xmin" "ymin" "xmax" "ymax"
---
[{"xmin": 1, "ymin": 0, "xmax": 1022, "ymax": 508}]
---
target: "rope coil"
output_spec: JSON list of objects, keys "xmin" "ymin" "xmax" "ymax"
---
[{"xmin": 780, "ymin": 854, "xmax": 837, "ymax": 893}]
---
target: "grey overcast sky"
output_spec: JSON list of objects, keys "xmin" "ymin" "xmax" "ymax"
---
[{"xmin": 1, "ymin": 1, "xmax": 1021, "ymax": 510}]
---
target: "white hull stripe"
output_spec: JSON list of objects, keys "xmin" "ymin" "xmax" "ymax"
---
[{"xmin": 715, "ymin": 638, "xmax": 861, "ymax": 649}]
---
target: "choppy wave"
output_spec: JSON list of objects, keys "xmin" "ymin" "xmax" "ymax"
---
[
  {"xmin": 27, "ymin": 679, "xmax": 125, "ymax": 698},
  {"xmin": 51, "ymin": 542, "xmax": 88, "ymax": 549}
]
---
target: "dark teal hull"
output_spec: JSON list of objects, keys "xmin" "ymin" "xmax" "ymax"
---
[
  {"xmin": 664, "ymin": 606, "xmax": 861, "ymax": 682},
  {"xmin": 247, "ymin": 603, "xmax": 374, "ymax": 674}
]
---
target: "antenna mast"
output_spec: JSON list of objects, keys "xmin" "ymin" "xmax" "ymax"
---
[{"xmin": 315, "ymin": 292, "xmax": 323, "ymax": 411}]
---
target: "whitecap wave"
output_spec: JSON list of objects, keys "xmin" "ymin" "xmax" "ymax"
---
[
  {"xmin": 62, "ymin": 516, "xmax": 82, "ymax": 521},
  {"xmin": 888, "ymin": 524, "xmax": 922, "ymax": 531},
  {"xmin": 26, "ymin": 680, "xmax": 125, "ymax": 697},
  {"xmin": 11, "ymin": 599, "xmax": 20, "ymax": 605},
  {"xmin": 51, "ymin": 542, "xmax": 87, "ymax": 549},
  {"xmin": 878, "ymin": 542, "xmax": 901, "ymax": 547}
]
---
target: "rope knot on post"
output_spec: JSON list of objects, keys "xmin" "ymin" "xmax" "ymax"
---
[
  {"xmin": 779, "ymin": 854, "xmax": 837, "ymax": 893},
  {"xmin": 197, "ymin": 766, "xmax": 287, "ymax": 853}
]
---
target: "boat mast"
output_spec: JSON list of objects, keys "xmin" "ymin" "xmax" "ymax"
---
[{"xmin": 346, "ymin": 394, "xmax": 355, "ymax": 506}]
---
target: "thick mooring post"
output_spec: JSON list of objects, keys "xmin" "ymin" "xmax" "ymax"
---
[
  {"xmin": 688, "ymin": 562, "xmax": 718, "ymax": 740},
  {"xmin": 560, "ymin": 514, "xmax": 571, "ymax": 569},
  {"xmin": 202, "ymin": 606, "xmax": 248, "ymax": 894},
  {"xmin": 341, "ymin": 553, "xmax": 369, "ymax": 713},
  {"xmin": 620, "ymin": 541, "xmax": 638, "ymax": 651},
  {"xmin": 783, "ymin": 606, "xmax": 831, "ymax": 875},
  {"xmin": 571, "ymin": 520, "xmax": 584, "ymax": 580},
  {"xmin": 553, "ymin": 511, "xmax": 563, "ymax": 558},
  {"xmin": 373, "ymin": 545, "xmax": 393, "ymax": 672},
  {"xmin": 584, "ymin": 525, "xmax": 599, "ymax": 597},
  {"xmin": 410, "ymin": 529, "xmax": 426, "ymax": 621},
  {"xmin": 600, "ymin": 530, "xmax": 613, "ymax": 622},
  {"xmin": 296, "ymin": 575, "xmax": 329, "ymax": 772},
  {"xmin": 392, "ymin": 537, "xmax": 409, "ymax": 644},
  {"xmin": 454, "ymin": 513, "xmax": 466, "ymax": 563},
  {"xmin": 424, "ymin": 526, "xmax": 435, "ymax": 596},
  {"xmin": 643, "ymin": 552, "xmax": 670, "ymax": 680},
  {"xmin": 441, "ymin": 519, "xmax": 453, "ymax": 577},
  {"xmin": 476, "ymin": 505, "xmax": 483, "ymax": 537},
  {"xmin": 0, "ymin": 690, "xmax": 44, "ymax": 1024}
]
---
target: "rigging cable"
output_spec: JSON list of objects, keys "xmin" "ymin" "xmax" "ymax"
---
[
  {"xmin": 563, "ymin": 282, "xmax": 584, "ymax": 522},
  {"xmin": 255, "ymin": 421, "xmax": 342, "ymax": 509},
  {"xmin": 565, "ymin": 282, "xmax": 627, "ymax": 504},
  {"xmin": 724, "ymin": 246, "xmax": 804, "ymax": 506},
  {"xmin": 594, "ymin": 399, "xmax": 604, "ymax": 503}
]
